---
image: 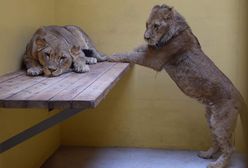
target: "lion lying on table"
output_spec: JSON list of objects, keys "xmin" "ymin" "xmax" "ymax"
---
[
  {"xmin": 108, "ymin": 4, "xmax": 247, "ymax": 168},
  {"xmin": 24, "ymin": 25, "xmax": 106, "ymax": 77}
]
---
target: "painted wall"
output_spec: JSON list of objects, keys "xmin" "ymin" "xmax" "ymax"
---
[
  {"xmin": 0, "ymin": 1, "xmax": 60, "ymax": 168},
  {"xmin": 0, "ymin": 1, "xmax": 247, "ymax": 168},
  {"xmin": 57, "ymin": 0, "xmax": 247, "ymax": 151}
]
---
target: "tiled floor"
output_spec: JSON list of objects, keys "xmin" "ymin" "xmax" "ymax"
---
[{"xmin": 41, "ymin": 146, "xmax": 246, "ymax": 168}]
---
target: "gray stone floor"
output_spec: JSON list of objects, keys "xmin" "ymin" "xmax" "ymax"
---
[{"xmin": 41, "ymin": 146, "xmax": 246, "ymax": 168}]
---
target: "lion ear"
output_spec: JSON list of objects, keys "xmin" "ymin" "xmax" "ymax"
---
[
  {"xmin": 160, "ymin": 4, "xmax": 171, "ymax": 9},
  {"xmin": 161, "ymin": 4, "xmax": 174, "ymax": 10},
  {"xmin": 70, "ymin": 46, "xmax": 81, "ymax": 55},
  {"xmin": 169, "ymin": 7, "xmax": 176, "ymax": 18},
  {"xmin": 161, "ymin": 5, "xmax": 175, "ymax": 19},
  {"xmin": 152, "ymin": 5, "xmax": 160, "ymax": 11},
  {"xmin": 160, "ymin": 4, "xmax": 174, "ymax": 11},
  {"xmin": 35, "ymin": 36, "xmax": 47, "ymax": 51}
]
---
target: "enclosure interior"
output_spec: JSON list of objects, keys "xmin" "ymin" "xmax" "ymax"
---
[{"xmin": 0, "ymin": 0, "xmax": 247, "ymax": 168}]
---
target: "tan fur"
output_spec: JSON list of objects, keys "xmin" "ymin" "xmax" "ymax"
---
[
  {"xmin": 24, "ymin": 25, "xmax": 107, "ymax": 77},
  {"xmin": 108, "ymin": 4, "xmax": 248, "ymax": 168}
]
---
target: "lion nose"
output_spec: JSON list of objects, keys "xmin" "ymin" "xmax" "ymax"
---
[
  {"xmin": 144, "ymin": 33, "xmax": 151, "ymax": 40},
  {"xmin": 48, "ymin": 66, "xmax": 57, "ymax": 72}
]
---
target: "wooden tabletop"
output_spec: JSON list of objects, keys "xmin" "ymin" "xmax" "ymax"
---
[{"xmin": 0, "ymin": 62, "xmax": 129, "ymax": 109}]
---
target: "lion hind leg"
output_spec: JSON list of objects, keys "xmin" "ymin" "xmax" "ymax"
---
[
  {"xmin": 92, "ymin": 49, "xmax": 107, "ymax": 62},
  {"xmin": 198, "ymin": 107, "xmax": 220, "ymax": 159},
  {"xmin": 85, "ymin": 57, "xmax": 97, "ymax": 64},
  {"xmin": 199, "ymin": 147, "xmax": 219, "ymax": 160},
  {"xmin": 207, "ymin": 133, "xmax": 234, "ymax": 168},
  {"xmin": 207, "ymin": 101, "xmax": 238, "ymax": 168}
]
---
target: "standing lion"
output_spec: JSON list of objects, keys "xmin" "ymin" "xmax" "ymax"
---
[{"xmin": 108, "ymin": 4, "xmax": 247, "ymax": 168}]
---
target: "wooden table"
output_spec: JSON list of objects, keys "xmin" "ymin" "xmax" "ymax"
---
[{"xmin": 0, "ymin": 62, "xmax": 129, "ymax": 153}]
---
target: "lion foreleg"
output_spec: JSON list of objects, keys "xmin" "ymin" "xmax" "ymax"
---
[
  {"xmin": 72, "ymin": 54, "xmax": 90, "ymax": 73},
  {"xmin": 91, "ymin": 49, "xmax": 107, "ymax": 62},
  {"xmin": 24, "ymin": 53, "xmax": 43, "ymax": 76},
  {"xmin": 108, "ymin": 51, "xmax": 147, "ymax": 66},
  {"xmin": 133, "ymin": 44, "xmax": 148, "ymax": 52}
]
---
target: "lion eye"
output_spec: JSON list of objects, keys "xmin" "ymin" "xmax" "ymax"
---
[
  {"xmin": 60, "ymin": 56, "xmax": 66, "ymax": 60},
  {"xmin": 44, "ymin": 52, "xmax": 50, "ymax": 59},
  {"xmin": 60, "ymin": 56, "xmax": 67, "ymax": 63},
  {"xmin": 153, "ymin": 23, "xmax": 160, "ymax": 29}
]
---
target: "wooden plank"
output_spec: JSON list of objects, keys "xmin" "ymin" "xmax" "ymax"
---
[
  {"xmin": 0, "ymin": 63, "xmax": 130, "ymax": 109},
  {"xmin": 3, "ymin": 72, "xmax": 73, "ymax": 108},
  {"xmin": 72, "ymin": 63, "xmax": 129, "ymax": 108},
  {"xmin": 0, "ymin": 74, "xmax": 46, "ymax": 100},
  {"xmin": 0, "ymin": 71, "xmax": 25, "ymax": 83},
  {"xmin": 24, "ymin": 62, "xmax": 116, "ymax": 108},
  {"xmin": 51, "ymin": 62, "xmax": 116, "ymax": 109}
]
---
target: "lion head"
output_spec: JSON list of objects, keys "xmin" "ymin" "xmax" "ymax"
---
[
  {"xmin": 33, "ymin": 36, "xmax": 73, "ymax": 77},
  {"xmin": 144, "ymin": 4, "xmax": 186, "ymax": 48}
]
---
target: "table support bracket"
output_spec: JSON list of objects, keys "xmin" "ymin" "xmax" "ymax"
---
[{"xmin": 0, "ymin": 108, "xmax": 85, "ymax": 153}]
